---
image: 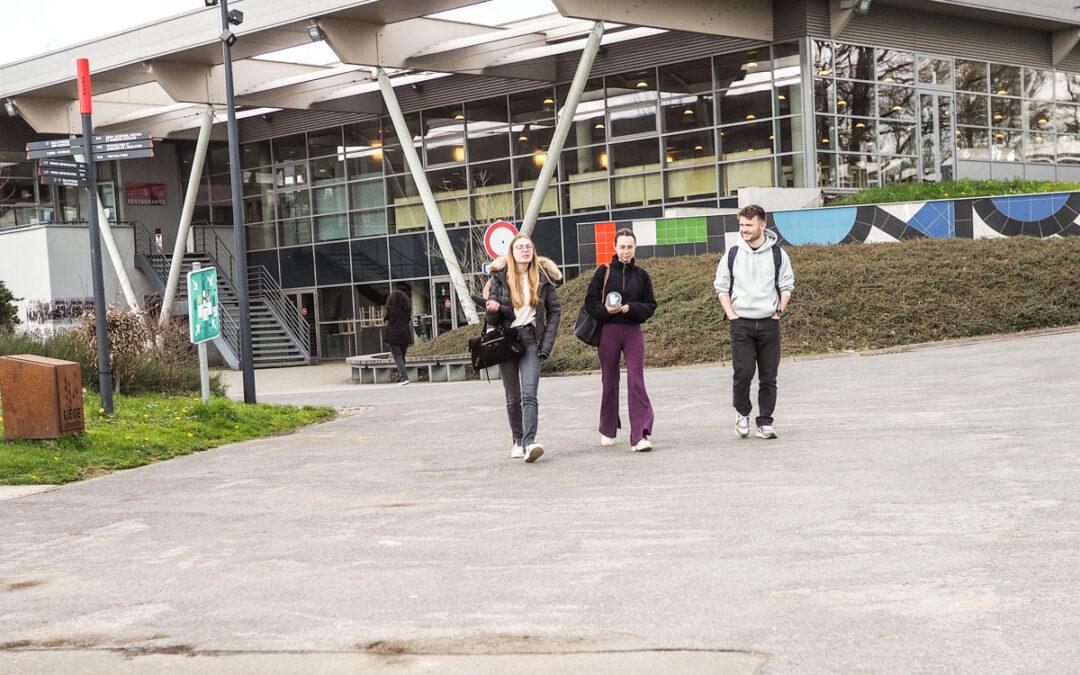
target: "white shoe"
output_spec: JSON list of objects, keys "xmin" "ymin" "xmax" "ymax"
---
[
  {"xmin": 756, "ymin": 425, "xmax": 777, "ymax": 439},
  {"xmin": 397, "ymin": 378, "xmax": 410, "ymax": 386},
  {"xmin": 631, "ymin": 438, "xmax": 653, "ymax": 452},
  {"xmin": 600, "ymin": 434, "xmax": 617, "ymax": 447},
  {"xmin": 735, "ymin": 415, "xmax": 750, "ymax": 438},
  {"xmin": 510, "ymin": 444, "xmax": 525, "ymax": 459},
  {"xmin": 524, "ymin": 443, "xmax": 544, "ymax": 463}
]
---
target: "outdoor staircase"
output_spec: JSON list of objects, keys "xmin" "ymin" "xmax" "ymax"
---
[{"xmin": 134, "ymin": 222, "xmax": 311, "ymax": 369}]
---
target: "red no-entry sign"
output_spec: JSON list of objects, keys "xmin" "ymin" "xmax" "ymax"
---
[{"xmin": 484, "ymin": 220, "xmax": 518, "ymax": 259}]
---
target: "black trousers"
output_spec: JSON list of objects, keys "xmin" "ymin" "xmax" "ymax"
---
[
  {"xmin": 388, "ymin": 343, "xmax": 409, "ymax": 381},
  {"xmin": 729, "ymin": 318, "xmax": 781, "ymax": 426}
]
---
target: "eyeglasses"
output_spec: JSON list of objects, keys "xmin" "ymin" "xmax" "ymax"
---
[{"xmin": 513, "ymin": 243, "xmax": 534, "ymax": 251}]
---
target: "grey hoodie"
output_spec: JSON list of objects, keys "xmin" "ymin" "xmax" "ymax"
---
[{"xmin": 713, "ymin": 230, "xmax": 795, "ymax": 320}]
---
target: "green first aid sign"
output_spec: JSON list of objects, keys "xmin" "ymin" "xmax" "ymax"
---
[{"xmin": 187, "ymin": 266, "xmax": 220, "ymax": 344}]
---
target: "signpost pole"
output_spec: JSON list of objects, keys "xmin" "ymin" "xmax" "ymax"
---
[
  {"xmin": 218, "ymin": 0, "xmax": 257, "ymax": 404},
  {"xmin": 192, "ymin": 262, "xmax": 211, "ymax": 404},
  {"xmin": 77, "ymin": 58, "xmax": 114, "ymax": 415}
]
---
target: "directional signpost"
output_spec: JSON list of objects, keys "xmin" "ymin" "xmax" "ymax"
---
[
  {"xmin": 187, "ymin": 263, "xmax": 220, "ymax": 404},
  {"xmin": 27, "ymin": 132, "xmax": 155, "ymax": 184}
]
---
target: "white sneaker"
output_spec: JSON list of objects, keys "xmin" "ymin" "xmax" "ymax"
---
[
  {"xmin": 736, "ymin": 415, "xmax": 750, "ymax": 438},
  {"xmin": 631, "ymin": 438, "xmax": 653, "ymax": 452},
  {"xmin": 510, "ymin": 444, "xmax": 525, "ymax": 459},
  {"xmin": 756, "ymin": 425, "xmax": 777, "ymax": 439},
  {"xmin": 524, "ymin": 443, "xmax": 544, "ymax": 463},
  {"xmin": 600, "ymin": 434, "xmax": 617, "ymax": 447},
  {"xmin": 397, "ymin": 378, "xmax": 410, "ymax": 386}
]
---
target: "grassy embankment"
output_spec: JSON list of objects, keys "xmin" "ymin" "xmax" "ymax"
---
[{"xmin": 411, "ymin": 237, "xmax": 1080, "ymax": 373}]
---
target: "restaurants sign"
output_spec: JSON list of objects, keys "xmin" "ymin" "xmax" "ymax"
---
[{"xmin": 125, "ymin": 182, "xmax": 167, "ymax": 206}]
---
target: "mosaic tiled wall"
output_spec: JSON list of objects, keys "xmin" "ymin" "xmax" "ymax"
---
[{"xmin": 578, "ymin": 192, "xmax": 1080, "ymax": 265}]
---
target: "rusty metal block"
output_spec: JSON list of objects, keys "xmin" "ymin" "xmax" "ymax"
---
[{"xmin": 0, "ymin": 355, "xmax": 85, "ymax": 440}]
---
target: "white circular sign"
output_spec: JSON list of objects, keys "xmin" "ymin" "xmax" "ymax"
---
[{"xmin": 484, "ymin": 220, "xmax": 519, "ymax": 259}]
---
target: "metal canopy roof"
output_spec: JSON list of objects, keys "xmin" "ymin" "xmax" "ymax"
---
[{"xmin": 0, "ymin": 0, "xmax": 781, "ymax": 137}]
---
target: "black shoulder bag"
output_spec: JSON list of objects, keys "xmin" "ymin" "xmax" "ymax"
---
[
  {"xmin": 469, "ymin": 318, "xmax": 523, "ymax": 370},
  {"xmin": 573, "ymin": 265, "xmax": 610, "ymax": 346}
]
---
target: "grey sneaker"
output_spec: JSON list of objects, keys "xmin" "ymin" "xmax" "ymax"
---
[
  {"xmin": 510, "ymin": 444, "xmax": 525, "ymax": 459},
  {"xmin": 736, "ymin": 415, "xmax": 750, "ymax": 438},
  {"xmin": 756, "ymin": 425, "xmax": 777, "ymax": 439}
]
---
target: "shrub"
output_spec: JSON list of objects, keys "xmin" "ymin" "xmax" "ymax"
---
[
  {"xmin": 0, "ymin": 280, "xmax": 19, "ymax": 333},
  {"xmin": 831, "ymin": 178, "xmax": 1080, "ymax": 206}
]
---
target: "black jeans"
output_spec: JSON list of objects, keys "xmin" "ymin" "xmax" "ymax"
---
[
  {"xmin": 729, "ymin": 317, "xmax": 782, "ymax": 427},
  {"xmin": 388, "ymin": 343, "xmax": 408, "ymax": 381}
]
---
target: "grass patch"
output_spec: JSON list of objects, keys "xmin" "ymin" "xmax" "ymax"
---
[
  {"xmin": 411, "ymin": 237, "xmax": 1080, "ymax": 373},
  {"xmin": 0, "ymin": 393, "xmax": 334, "ymax": 485},
  {"xmin": 831, "ymin": 179, "xmax": 1080, "ymax": 206}
]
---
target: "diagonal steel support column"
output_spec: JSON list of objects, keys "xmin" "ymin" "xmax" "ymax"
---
[
  {"xmin": 160, "ymin": 105, "xmax": 215, "ymax": 325},
  {"xmin": 520, "ymin": 21, "xmax": 604, "ymax": 237},
  {"xmin": 377, "ymin": 68, "xmax": 479, "ymax": 325}
]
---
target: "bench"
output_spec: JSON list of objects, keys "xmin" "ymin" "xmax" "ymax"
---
[{"xmin": 347, "ymin": 352, "xmax": 490, "ymax": 384}]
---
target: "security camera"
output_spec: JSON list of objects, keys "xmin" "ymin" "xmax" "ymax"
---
[
  {"xmin": 411, "ymin": 83, "xmax": 424, "ymax": 93},
  {"xmin": 228, "ymin": 9, "xmax": 243, "ymax": 25},
  {"xmin": 204, "ymin": 0, "xmax": 218, "ymax": 6},
  {"xmin": 307, "ymin": 22, "xmax": 325, "ymax": 42},
  {"xmin": 4, "ymin": 100, "xmax": 16, "ymax": 117},
  {"xmin": 220, "ymin": 29, "xmax": 238, "ymax": 47}
]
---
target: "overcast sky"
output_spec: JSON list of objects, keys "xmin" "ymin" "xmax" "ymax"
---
[{"xmin": 0, "ymin": 0, "xmax": 222, "ymax": 66}]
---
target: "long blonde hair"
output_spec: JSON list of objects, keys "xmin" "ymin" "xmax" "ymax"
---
[{"xmin": 506, "ymin": 234, "xmax": 540, "ymax": 309}]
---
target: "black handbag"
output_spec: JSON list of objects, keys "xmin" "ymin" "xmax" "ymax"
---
[
  {"xmin": 573, "ymin": 265, "xmax": 610, "ymax": 346},
  {"xmin": 469, "ymin": 319, "xmax": 523, "ymax": 369}
]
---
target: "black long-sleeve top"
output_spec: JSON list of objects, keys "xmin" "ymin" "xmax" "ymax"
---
[{"xmin": 583, "ymin": 256, "xmax": 657, "ymax": 326}]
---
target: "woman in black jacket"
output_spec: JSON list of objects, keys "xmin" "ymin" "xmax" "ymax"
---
[
  {"xmin": 583, "ymin": 228, "xmax": 657, "ymax": 451},
  {"xmin": 383, "ymin": 290, "xmax": 414, "ymax": 385},
  {"xmin": 484, "ymin": 234, "xmax": 562, "ymax": 463}
]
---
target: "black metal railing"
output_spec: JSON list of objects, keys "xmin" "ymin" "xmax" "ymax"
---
[{"xmin": 249, "ymin": 265, "xmax": 311, "ymax": 357}]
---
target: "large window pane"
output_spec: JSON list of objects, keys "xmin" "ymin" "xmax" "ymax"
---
[
  {"xmin": 720, "ymin": 87, "xmax": 772, "ymax": 125},
  {"xmin": 990, "ymin": 64, "xmax": 1021, "ymax": 97},
  {"xmin": 660, "ymin": 58, "xmax": 713, "ymax": 96},
  {"xmin": 956, "ymin": 127, "xmax": 989, "ymax": 160},
  {"xmin": 610, "ymin": 138, "xmax": 661, "ymax": 173},
  {"xmin": 471, "ymin": 160, "xmax": 512, "ymax": 193},
  {"xmin": 775, "ymin": 81, "xmax": 799, "ymax": 116},
  {"xmin": 955, "ymin": 60, "xmax": 988, "ymax": 92},
  {"xmin": 613, "ymin": 173, "xmax": 662, "ymax": 208},
  {"xmin": 427, "ymin": 167, "xmax": 468, "ymax": 198},
  {"xmin": 1056, "ymin": 104, "xmax": 1080, "ymax": 133},
  {"xmin": 814, "ymin": 78, "xmax": 835, "ymax": 114},
  {"xmin": 665, "ymin": 165, "xmax": 717, "ymax": 202},
  {"xmin": 1024, "ymin": 68, "xmax": 1054, "ymax": 101},
  {"xmin": 609, "ymin": 104, "xmax": 658, "ymax": 137},
  {"xmin": 272, "ymin": 133, "xmax": 307, "ymax": 163},
  {"xmin": 426, "ymin": 135, "xmax": 466, "ymax": 166},
  {"xmin": 836, "ymin": 79, "xmax": 875, "ymax": 117},
  {"xmin": 956, "ymin": 94, "xmax": 988, "ymax": 126},
  {"xmin": 246, "ymin": 222, "xmax": 276, "ymax": 250},
  {"xmin": 278, "ymin": 218, "xmax": 312, "ymax": 247},
  {"xmin": 315, "ymin": 244, "xmax": 352, "ymax": 286},
  {"xmin": 991, "ymin": 130, "xmax": 1022, "ymax": 162},
  {"xmin": 311, "ymin": 157, "xmax": 345, "ymax": 186},
  {"xmin": 879, "ymin": 86, "xmax": 916, "ymax": 119},
  {"xmin": 316, "ymin": 214, "xmax": 349, "ymax": 243},
  {"xmin": 775, "ymin": 116, "xmax": 804, "ymax": 154},
  {"xmin": 837, "ymin": 154, "xmax": 879, "ymax": 188},
  {"xmin": 308, "ymin": 128, "xmax": 342, "ymax": 158},
  {"xmin": 1057, "ymin": 134, "xmax": 1080, "ymax": 163},
  {"xmin": 716, "ymin": 48, "xmax": 770, "ymax": 90},
  {"xmin": 837, "ymin": 117, "xmax": 876, "ymax": 153},
  {"xmin": 813, "ymin": 40, "xmax": 833, "ymax": 77},
  {"xmin": 466, "ymin": 125, "xmax": 510, "ymax": 162},
  {"xmin": 313, "ymin": 184, "xmax": 346, "ymax": 215},
  {"xmin": 665, "ymin": 130, "xmax": 716, "ymax": 166},
  {"xmin": 380, "ymin": 113, "xmax": 421, "ymax": 147},
  {"xmin": 388, "ymin": 233, "xmax": 429, "ymax": 279},
  {"xmin": 918, "ymin": 57, "xmax": 952, "ymax": 87},
  {"xmin": 834, "ymin": 43, "xmax": 874, "ymax": 81},
  {"xmin": 721, "ymin": 121, "xmax": 773, "ymax": 158},
  {"xmin": 349, "ymin": 180, "xmax": 385, "ymax": 211},
  {"xmin": 466, "ymin": 96, "xmax": 508, "ymax": 126},
  {"xmin": 817, "ymin": 152, "xmax": 837, "ymax": 186},
  {"xmin": 880, "ymin": 156, "xmax": 916, "ymax": 184},
  {"xmin": 279, "ymin": 246, "xmax": 314, "ymax": 288},
  {"xmin": 816, "ymin": 115, "xmax": 835, "ymax": 150},
  {"xmin": 344, "ymin": 122, "xmax": 384, "ymax": 180},
  {"xmin": 240, "ymin": 141, "xmax": 270, "ymax": 169},
  {"xmin": 564, "ymin": 178, "xmax": 609, "ymax": 213},
  {"xmin": 558, "ymin": 145, "xmax": 607, "ymax": 179},
  {"xmin": 350, "ymin": 209, "xmax": 387, "ymax": 238},
  {"xmin": 512, "ymin": 121, "xmax": 555, "ymax": 156},
  {"xmin": 1057, "ymin": 72, "xmax": 1080, "ymax": 104},
  {"xmin": 351, "ymin": 237, "xmax": 389, "ymax": 282},
  {"xmin": 1025, "ymin": 133, "xmax": 1054, "ymax": 162},
  {"xmin": 876, "ymin": 49, "xmax": 914, "ymax": 85},
  {"xmin": 1025, "ymin": 101, "xmax": 1054, "ymax": 132},
  {"xmin": 510, "ymin": 87, "xmax": 556, "ymax": 124},
  {"xmin": 722, "ymin": 158, "xmax": 775, "ymax": 194},
  {"xmin": 662, "ymin": 95, "xmax": 714, "ymax": 132},
  {"xmin": 991, "ymin": 97, "xmax": 1022, "ymax": 129},
  {"xmin": 275, "ymin": 163, "xmax": 308, "ymax": 189}
]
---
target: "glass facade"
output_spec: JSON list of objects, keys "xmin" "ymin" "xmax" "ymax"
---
[
  {"xmin": 814, "ymin": 39, "xmax": 1080, "ymax": 187},
  {"xmin": 185, "ymin": 45, "xmax": 805, "ymax": 357}
]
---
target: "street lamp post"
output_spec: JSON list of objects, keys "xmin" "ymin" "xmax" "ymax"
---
[{"xmin": 210, "ymin": 0, "xmax": 256, "ymax": 403}]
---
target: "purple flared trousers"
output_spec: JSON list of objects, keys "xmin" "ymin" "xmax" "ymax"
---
[{"xmin": 598, "ymin": 322, "xmax": 654, "ymax": 445}]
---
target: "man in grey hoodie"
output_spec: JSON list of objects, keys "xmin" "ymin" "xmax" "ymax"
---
[{"xmin": 713, "ymin": 204, "xmax": 795, "ymax": 439}]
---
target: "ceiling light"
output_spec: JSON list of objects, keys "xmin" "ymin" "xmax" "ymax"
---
[
  {"xmin": 744, "ymin": 61, "xmax": 759, "ymax": 69},
  {"xmin": 855, "ymin": 121, "xmax": 866, "ymax": 128},
  {"xmin": 818, "ymin": 69, "xmax": 830, "ymax": 76},
  {"xmin": 598, "ymin": 151, "xmax": 608, "ymax": 169},
  {"xmin": 996, "ymin": 89, "xmax": 1008, "ymax": 95},
  {"xmin": 594, "ymin": 122, "xmax": 605, "ymax": 130},
  {"xmin": 532, "ymin": 150, "xmax": 547, "ymax": 167},
  {"xmin": 1038, "ymin": 118, "xmax": 1048, "ymax": 125},
  {"xmin": 693, "ymin": 144, "xmax": 704, "ymax": 151},
  {"xmin": 636, "ymin": 81, "xmax": 649, "ymax": 89},
  {"xmin": 518, "ymin": 134, "xmax": 529, "ymax": 142},
  {"xmin": 307, "ymin": 22, "xmax": 325, "ymax": 42},
  {"xmin": 745, "ymin": 113, "xmax": 757, "ymax": 120},
  {"xmin": 666, "ymin": 153, "xmax": 675, "ymax": 163},
  {"xmin": 837, "ymin": 99, "xmax": 848, "ymax": 107},
  {"xmin": 778, "ymin": 94, "xmax": 787, "ymax": 101},
  {"xmin": 683, "ymin": 108, "xmax": 694, "ymax": 116},
  {"xmin": 993, "ymin": 113, "xmax": 1004, "ymax": 121},
  {"xmin": 769, "ymin": 134, "xmax": 775, "ymax": 140},
  {"xmin": 995, "ymin": 133, "xmax": 1005, "ymax": 140},
  {"xmin": 821, "ymin": 138, "xmax": 830, "ymax": 144},
  {"xmin": 542, "ymin": 97, "xmax": 554, "ymax": 105},
  {"xmin": 882, "ymin": 77, "xmax": 894, "ymax": 83},
  {"xmin": 1035, "ymin": 136, "xmax": 1044, "ymax": 143},
  {"xmin": 892, "ymin": 105, "xmax": 903, "ymax": 111},
  {"xmin": 453, "ymin": 113, "xmax": 465, "ymax": 120},
  {"xmin": 452, "ymin": 146, "xmax": 465, "ymax": 162}
]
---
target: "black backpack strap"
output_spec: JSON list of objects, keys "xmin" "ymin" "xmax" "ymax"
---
[
  {"xmin": 726, "ymin": 246, "xmax": 738, "ymax": 296},
  {"xmin": 772, "ymin": 245, "xmax": 782, "ymax": 299}
]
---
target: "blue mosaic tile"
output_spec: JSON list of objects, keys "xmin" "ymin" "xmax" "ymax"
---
[
  {"xmin": 990, "ymin": 193, "xmax": 1069, "ymax": 222},
  {"xmin": 773, "ymin": 207, "xmax": 858, "ymax": 245},
  {"xmin": 907, "ymin": 201, "xmax": 955, "ymax": 238}
]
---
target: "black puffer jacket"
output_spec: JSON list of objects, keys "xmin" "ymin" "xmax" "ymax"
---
[
  {"xmin": 583, "ymin": 256, "xmax": 657, "ymax": 325},
  {"xmin": 383, "ymin": 304, "xmax": 413, "ymax": 346},
  {"xmin": 485, "ymin": 255, "xmax": 563, "ymax": 358}
]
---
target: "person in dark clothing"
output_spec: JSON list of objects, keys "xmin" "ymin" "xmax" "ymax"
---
[
  {"xmin": 583, "ymin": 228, "xmax": 657, "ymax": 452},
  {"xmin": 383, "ymin": 290, "xmax": 414, "ymax": 385},
  {"xmin": 485, "ymin": 234, "xmax": 562, "ymax": 463}
]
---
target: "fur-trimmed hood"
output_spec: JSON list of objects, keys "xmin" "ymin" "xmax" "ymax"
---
[{"xmin": 488, "ymin": 255, "xmax": 563, "ymax": 283}]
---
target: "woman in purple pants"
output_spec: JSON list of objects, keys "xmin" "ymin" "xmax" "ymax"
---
[{"xmin": 583, "ymin": 229, "xmax": 657, "ymax": 452}]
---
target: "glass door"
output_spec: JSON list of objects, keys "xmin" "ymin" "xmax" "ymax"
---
[
  {"xmin": 430, "ymin": 277, "xmax": 460, "ymax": 338},
  {"xmin": 920, "ymin": 93, "xmax": 954, "ymax": 182},
  {"xmin": 287, "ymin": 290, "xmax": 318, "ymax": 357}
]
